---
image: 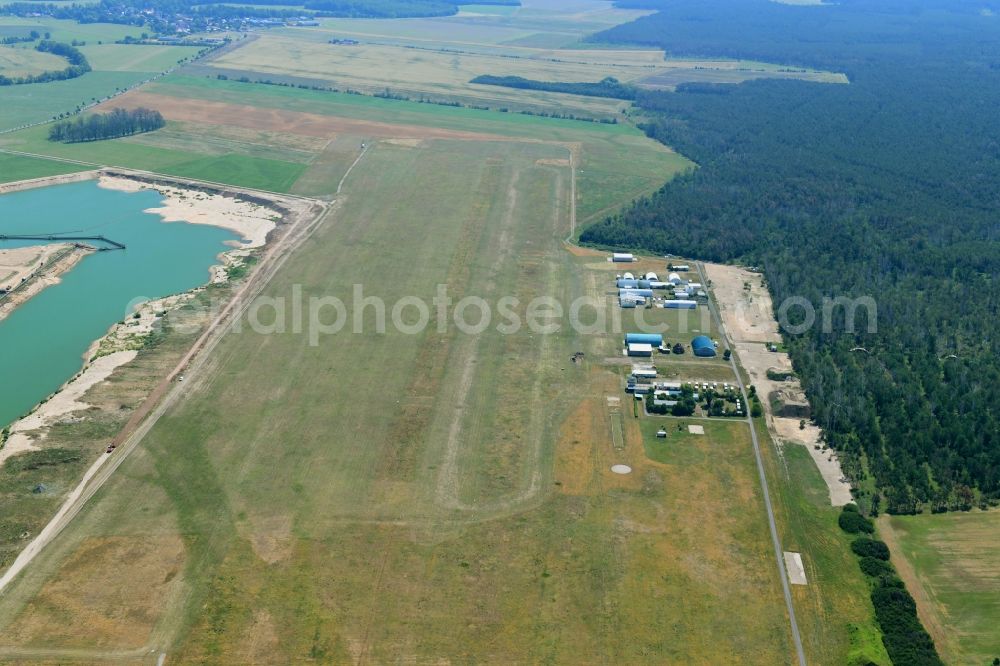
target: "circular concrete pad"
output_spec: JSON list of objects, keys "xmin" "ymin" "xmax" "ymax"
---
[{"xmin": 611, "ymin": 464, "xmax": 632, "ymax": 475}]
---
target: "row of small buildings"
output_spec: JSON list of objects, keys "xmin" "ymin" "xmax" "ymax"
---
[
  {"xmin": 614, "ymin": 264, "xmax": 708, "ymax": 310},
  {"xmin": 624, "ymin": 332, "xmax": 718, "ymax": 358}
]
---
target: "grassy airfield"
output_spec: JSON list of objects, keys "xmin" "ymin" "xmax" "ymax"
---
[{"xmin": 0, "ymin": 5, "xmax": 880, "ymax": 663}]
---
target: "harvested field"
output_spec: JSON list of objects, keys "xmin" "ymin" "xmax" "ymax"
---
[
  {"xmin": 880, "ymin": 512, "xmax": 1000, "ymax": 665},
  {"xmin": 100, "ymin": 91, "xmax": 519, "ymax": 142}
]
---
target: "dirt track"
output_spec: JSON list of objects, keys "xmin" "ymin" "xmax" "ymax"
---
[
  {"xmin": 100, "ymin": 91, "xmax": 518, "ymax": 142},
  {"xmin": 705, "ymin": 261, "xmax": 852, "ymax": 506}
]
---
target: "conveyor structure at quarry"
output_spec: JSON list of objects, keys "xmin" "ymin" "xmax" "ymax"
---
[{"xmin": 0, "ymin": 234, "xmax": 126, "ymax": 250}]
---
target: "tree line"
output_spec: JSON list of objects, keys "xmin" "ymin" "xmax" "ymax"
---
[
  {"xmin": 48, "ymin": 107, "xmax": 165, "ymax": 143},
  {"xmin": 837, "ymin": 505, "xmax": 943, "ymax": 665},
  {"xmin": 0, "ymin": 29, "xmax": 39, "ymax": 44},
  {"xmin": 470, "ymin": 75, "xmax": 637, "ymax": 100},
  {"xmin": 580, "ymin": 0, "xmax": 1000, "ymax": 513},
  {"xmin": 0, "ymin": 40, "xmax": 90, "ymax": 86}
]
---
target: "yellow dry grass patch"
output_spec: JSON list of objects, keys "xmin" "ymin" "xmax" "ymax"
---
[
  {"xmin": 240, "ymin": 513, "xmax": 295, "ymax": 565},
  {"xmin": 553, "ymin": 397, "xmax": 601, "ymax": 495},
  {"xmin": 5, "ymin": 536, "xmax": 184, "ymax": 650}
]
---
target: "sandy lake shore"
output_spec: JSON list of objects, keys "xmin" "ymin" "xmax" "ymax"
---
[
  {"xmin": 0, "ymin": 244, "xmax": 93, "ymax": 324},
  {"xmin": 1, "ymin": 171, "xmax": 296, "ymax": 470},
  {"xmin": 98, "ymin": 174, "xmax": 279, "ymax": 250},
  {"xmin": 0, "ymin": 350, "xmax": 138, "ymax": 467}
]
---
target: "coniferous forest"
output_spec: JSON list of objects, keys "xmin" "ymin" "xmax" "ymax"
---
[
  {"xmin": 580, "ymin": 0, "xmax": 1000, "ymax": 513},
  {"xmin": 48, "ymin": 107, "xmax": 165, "ymax": 143}
]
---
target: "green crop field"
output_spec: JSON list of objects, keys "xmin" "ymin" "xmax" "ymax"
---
[
  {"xmin": 881, "ymin": 511, "xmax": 1000, "ymax": 665},
  {"xmin": 137, "ymin": 75, "xmax": 692, "ymax": 220},
  {"xmin": 0, "ymin": 74, "xmax": 691, "ymax": 215},
  {"xmin": 0, "ymin": 153, "xmax": 87, "ymax": 183},
  {"xmin": 78, "ymin": 44, "xmax": 202, "ymax": 73},
  {"xmin": 0, "ymin": 123, "xmax": 310, "ymax": 192},
  {"xmin": 0, "ymin": 17, "xmax": 143, "ymax": 45},
  {"xmin": 0, "ymin": 20, "xmax": 195, "ymax": 131},
  {"xmin": 0, "ymin": 71, "xmax": 152, "ymax": 131}
]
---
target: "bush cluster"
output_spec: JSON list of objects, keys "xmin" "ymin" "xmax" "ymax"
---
[{"xmin": 837, "ymin": 505, "xmax": 942, "ymax": 665}]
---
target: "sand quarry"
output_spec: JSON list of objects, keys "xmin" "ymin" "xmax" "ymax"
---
[
  {"xmin": 0, "ymin": 171, "xmax": 290, "ymax": 469},
  {"xmin": 706, "ymin": 262, "xmax": 852, "ymax": 506},
  {"xmin": 0, "ymin": 244, "xmax": 92, "ymax": 323}
]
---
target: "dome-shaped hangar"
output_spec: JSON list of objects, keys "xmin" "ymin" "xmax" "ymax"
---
[{"xmin": 691, "ymin": 335, "xmax": 717, "ymax": 357}]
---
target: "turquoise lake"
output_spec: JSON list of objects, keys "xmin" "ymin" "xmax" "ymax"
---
[{"xmin": 0, "ymin": 180, "xmax": 238, "ymax": 432}]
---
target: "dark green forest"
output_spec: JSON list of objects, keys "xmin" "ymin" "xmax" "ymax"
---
[
  {"xmin": 48, "ymin": 107, "xmax": 165, "ymax": 143},
  {"xmin": 470, "ymin": 75, "xmax": 636, "ymax": 100},
  {"xmin": 580, "ymin": 0, "xmax": 1000, "ymax": 513}
]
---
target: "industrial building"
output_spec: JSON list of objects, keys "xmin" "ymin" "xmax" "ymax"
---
[
  {"xmin": 625, "ymin": 332, "xmax": 664, "ymax": 346},
  {"xmin": 667, "ymin": 272, "xmax": 682, "ymax": 285},
  {"xmin": 627, "ymin": 342, "xmax": 653, "ymax": 357},
  {"xmin": 619, "ymin": 294, "xmax": 645, "ymax": 308},
  {"xmin": 617, "ymin": 278, "xmax": 638, "ymax": 288},
  {"xmin": 612, "ymin": 252, "xmax": 635, "ymax": 262},
  {"xmin": 620, "ymin": 288, "xmax": 654, "ymax": 298},
  {"xmin": 663, "ymin": 300, "xmax": 697, "ymax": 309},
  {"xmin": 632, "ymin": 365, "xmax": 658, "ymax": 380},
  {"xmin": 692, "ymin": 335, "xmax": 717, "ymax": 357}
]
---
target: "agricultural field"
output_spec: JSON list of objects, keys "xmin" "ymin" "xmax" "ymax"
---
[
  {"xmin": 202, "ymin": 36, "xmax": 652, "ymax": 117},
  {"xmin": 0, "ymin": 45, "xmax": 67, "ymax": 78},
  {"xmin": 178, "ymin": 0, "xmax": 848, "ymax": 113},
  {"xmin": 634, "ymin": 60, "xmax": 848, "ymax": 90},
  {"xmin": 292, "ymin": 0, "xmax": 656, "ymax": 50},
  {"xmin": 0, "ymin": 18, "xmax": 202, "ymax": 131},
  {"xmin": 880, "ymin": 512, "xmax": 1000, "ymax": 665},
  {"xmin": 0, "ymin": 75, "xmax": 691, "ymax": 218},
  {"xmin": 0, "ymin": 153, "xmax": 86, "ymax": 184}
]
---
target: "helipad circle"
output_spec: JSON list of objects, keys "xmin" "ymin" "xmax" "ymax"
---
[{"xmin": 611, "ymin": 464, "xmax": 632, "ymax": 475}]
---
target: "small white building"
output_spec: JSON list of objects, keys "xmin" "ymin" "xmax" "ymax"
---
[
  {"xmin": 668, "ymin": 272, "xmax": 682, "ymax": 285},
  {"xmin": 632, "ymin": 367, "xmax": 657, "ymax": 379},
  {"xmin": 623, "ymin": 272, "xmax": 635, "ymax": 280},
  {"xmin": 612, "ymin": 252, "xmax": 635, "ymax": 263},
  {"xmin": 627, "ymin": 343, "xmax": 653, "ymax": 357},
  {"xmin": 644, "ymin": 272, "xmax": 659, "ymax": 281},
  {"xmin": 672, "ymin": 264, "xmax": 690, "ymax": 271}
]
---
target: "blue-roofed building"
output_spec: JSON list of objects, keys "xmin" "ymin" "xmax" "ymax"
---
[{"xmin": 691, "ymin": 335, "xmax": 717, "ymax": 357}]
